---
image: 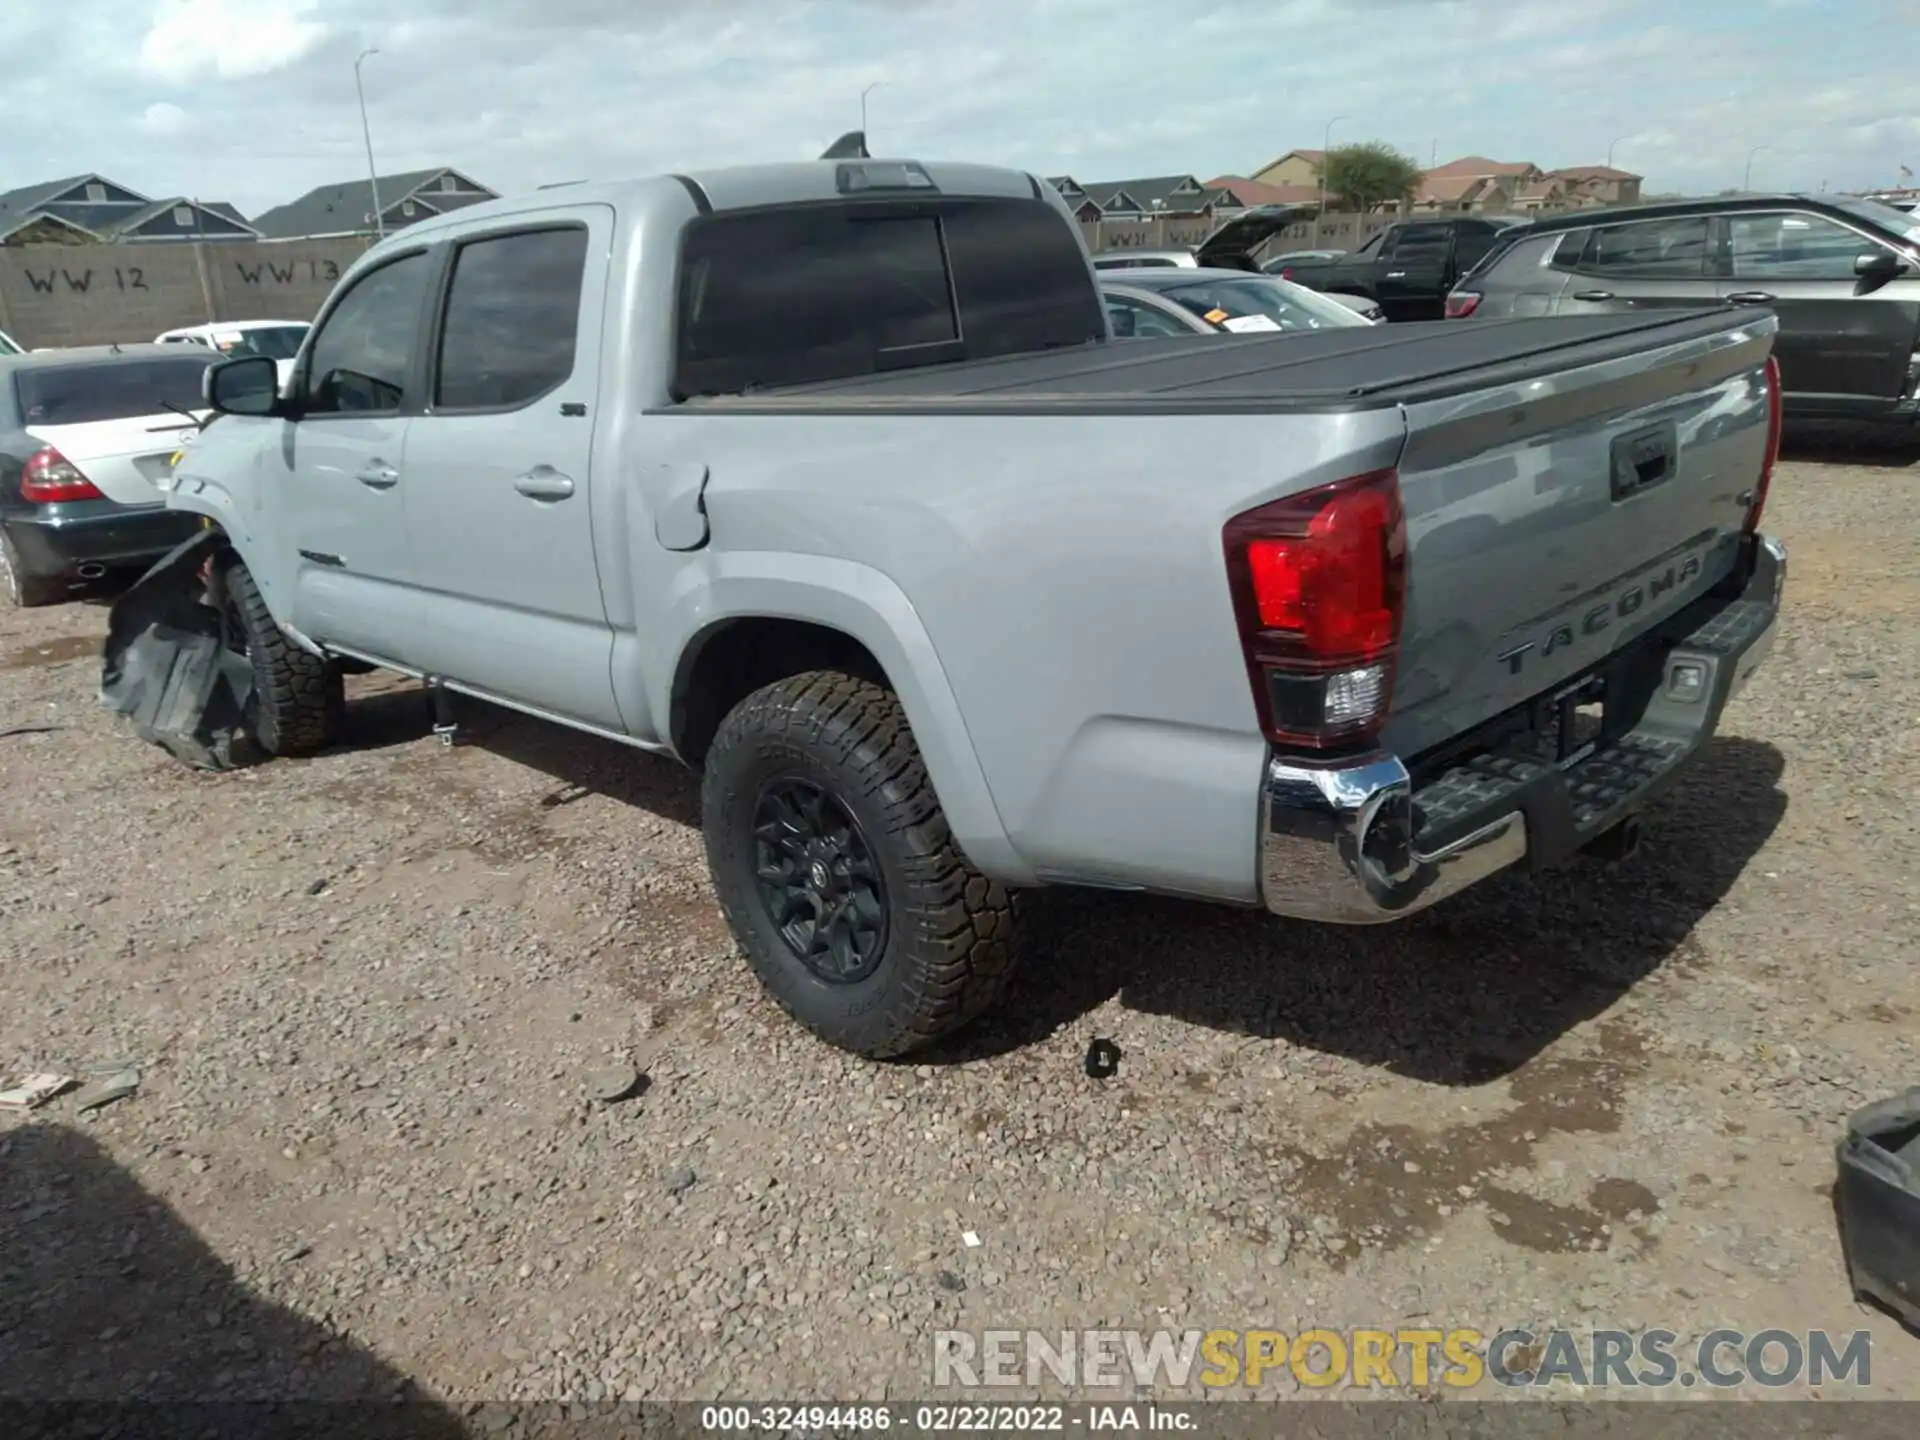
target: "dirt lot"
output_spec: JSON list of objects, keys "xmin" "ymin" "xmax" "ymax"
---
[{"xmin": 2, "ymin": 434, "xmax": 1917, "ymax": 1410}]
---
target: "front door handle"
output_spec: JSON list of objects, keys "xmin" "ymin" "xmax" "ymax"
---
[
  {"xmin": 356, "ymin": 463, "xmax": 399, "ymax": 489},
  {"xmin": 513, "ymin": 468, "xmax": 576, "ymax": 501},
  {"xmin": 1571, "ymin": 289, "xmax": 1615, "ymax": 302},
  {"xmin": 1385, "ymin": 270, "xmax": 1407, "ymax": 279},
  {"xmin": 1726, "ymin": 291, "xmax": 1776, "ymax": 305}
]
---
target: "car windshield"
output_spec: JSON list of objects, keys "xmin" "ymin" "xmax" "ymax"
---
[
  {"xmin": 1831, "ymin": 197, "xmax": 1920, "ymax": 245},
  {"xmin": 214, "ymin": 325, "xmax": 309, "ymax": 361},
  {"xmin": 1154, "ymin": 275, "xmax": 1371, "ymax": 332},
  {"xmin": 13, "ymin": 356, "xmax": 212, "ymax": 426}
]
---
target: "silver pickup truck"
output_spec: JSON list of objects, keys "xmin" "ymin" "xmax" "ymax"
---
[{"xmin": 142, "ymin": 155, "xmax": 1786, "ymax": 1059}]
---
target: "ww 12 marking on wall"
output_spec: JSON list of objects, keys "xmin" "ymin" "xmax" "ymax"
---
[
  {"xmin": 234, "ymin": 258, "xmax": 341, "ymax": 286},
  {"xmin": 24, "ymin": 266, "xmax": 150, "ymax": 294}
]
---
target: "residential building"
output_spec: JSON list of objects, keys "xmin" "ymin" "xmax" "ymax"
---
[
  {"xmin": 1250, "ymin": 150, "xmax": 1326, "ymax": 188},
  {"xmin": 1410, "ymin": 174, "xmax": 1517, "ymax": 214},
  {"xmin": 249, "ymin": 167, "xmax": 498, "ymax": 241},
  {"xmin": 1546, "ymin": 165, "xmax": 1644, "ymax": 206},
  {"xmin": 1203, "ymin": 176, "xmax": 1322, "ymax": 209},
  {"xmin": 0, "ymin": 174, "xmax": 258, "ymax": 245},
  {"xmin": 1048, "ymin": 174, "xmax": 1240, "ymax": 222}
]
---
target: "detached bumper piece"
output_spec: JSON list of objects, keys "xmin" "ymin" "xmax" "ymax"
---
[
  {"xmin": 1261, "ymin": 533, "xmax": 1784, "ymax": 924},
  {"xmin": 97, "ymin": 530, "xmax": 261, "ymax": 772},
  {"xmin": 1837, "ymin": 1088, "xmax": 1920, "ymax": 1331}
]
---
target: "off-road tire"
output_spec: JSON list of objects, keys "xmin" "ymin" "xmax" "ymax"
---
[
  {"xmin": 701, "ymin": 670, "xmax": 1020, "ymax": 1059},
  {"xmin": 0, "ymin": 532, "xmax": 64, "ymax": 608},
  {"xmin": 219, "ymin": 558, "xmax": 343, "ymax": 756}
]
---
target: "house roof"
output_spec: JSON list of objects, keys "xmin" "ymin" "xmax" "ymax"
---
[
  {"xmin": 97, "ymin": 197, "xmax": 261, "ymax": 239},
  {"xmin": 0, "ymin": 173, "xmax": 151, "ymax": 231},
  {"xmin": 1549, "ymin": 165, "xmax": 1642, "ymax": 182},
  {"xmin": 1204, "ymin": 176, "xmax": 1322, "ymax": 207},
  {"xmin": 1052, "ymin": 175, "xmax": 1234, "ymax": 215},
  {"xmin": 0, "ymin": 210, "xmax": 104, "ymax": 244},
  {"xmin": 1514, "ymin": 180, "xmax": 1566, "ymax": 201},
  {"xmin": 1252, "ymin": 149, "xmax": 1327, "ymax": 174},
  {"xmin": 249, "ymin": 167, "xmax": 495, "ymax": 239},
  {"xmin": 202, "ymin": 201, "xmax": 250, "ymax": 227},
  {"xmin": 1426, "ymin": 155, "xmax": 1538, "ymax": 178},
  {"xmin": 1416, "ymin": 174, "xmax": 1501, "ymax": 203}
]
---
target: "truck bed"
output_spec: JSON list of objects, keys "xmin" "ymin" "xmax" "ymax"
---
[{"xmin": 671, "ymin": 311, "xmax": 1751, "ymax": 414}]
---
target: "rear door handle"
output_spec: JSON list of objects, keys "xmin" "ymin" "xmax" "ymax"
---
[
  {"xmin": 355, "ymin": 463, "xmax": 399, "ymax": 489},
  {"xmin": 1726, "ymin": 291, "xmax": 1776, "ymax": 305},
  {"xmin": 1571, "ymin": 289, "xmax": 1615, "ymax": 302},
  {"xmin": 1385, "ymin": 270, "xmax": 1408, "ymax": 279},
  {"xmin": 513, "ymin": 468, "xmax": 576, "ymax": 502}
]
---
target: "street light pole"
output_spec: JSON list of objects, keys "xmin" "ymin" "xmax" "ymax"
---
[
  {"xmin": 1743, "ymin": 145, "xmax": 1769, "ymax": 191},
  {"xmin": 1607, "ymin": 136, "xmax": 1627, "ymax": 169},
  {"xmin": 861, "ymin": 82, "xmax": 883, "ymax": 140},
  {"xmin": 1312, "ymin": 113, "xmax": 1347, "ymax": 247},
  {"xmin": 355, "ymin": 49, "xmax": 385, "ymax": 240}
]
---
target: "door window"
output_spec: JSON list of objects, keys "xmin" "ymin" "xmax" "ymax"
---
[
  {"xmin": 1386, "ymin": 224, "xmax": 1451, "ymax": 263},
  {"xmin": 300, "ymin": 252, "xmax": 433, "ymax": 416},
  {"xmin": 1581, "ymin": 217, "xmax": 1711, "ymax": 277},
  {"xmin": 1726, "ymin": 212, "xmax": 1881, "ymax": 281},
  {"xmin": 1104, "ymin": 297, "xmax": 1191, "ymax": 338},
  {"xmin": 434, "ymin": 227, "xmax": 589, "ymax": 411}
]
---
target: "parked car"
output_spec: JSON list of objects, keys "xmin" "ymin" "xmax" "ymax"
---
[
  {"xmin": 152, "ymin": 155, "xmax": 1785, "ymax": 1060},
  {"xmin": 1, "ymin": 345, "xmax": 210, "ymax": 606},
  {"xmin": 1446, "ymin": 194, "xmax": 1920, "ymax": 423},
  {"xmin": 1279, "ymin": 216, "xmax": 1531, "ymax": 321},
  {"xmin": 1088, "ymin": 204, "xmax": 1316, "ymax": 275},
  {"xmin": 1262, "ymin": 248, "xmax": 1345, "ymax": 277},
  {"xmin": 156, "ymin": 320, "xmax": 311, "ymax": 389},
  {"xmin": 1102, "ymin": 269, "xmax": 1378, "ymax": 337}
]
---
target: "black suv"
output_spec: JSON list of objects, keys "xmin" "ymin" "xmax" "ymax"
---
[{"xmin": 1446, "ymin": 194, "xmax": 1920, "ymax": 422}]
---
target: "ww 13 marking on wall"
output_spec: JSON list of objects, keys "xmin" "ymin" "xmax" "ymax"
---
[
  {"xmin": 24, "ymin": 266, "xmax": 150, "ymax": 294},
  {"xmin": 234, "ymin": 258, "xmax": 341, "ymax": 286}
]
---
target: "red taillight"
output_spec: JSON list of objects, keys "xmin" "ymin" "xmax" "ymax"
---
[
  {"xmin": 1746, "ymin": 354, "xmax": 1782, "ymax": 534},
  {"xmin": 20, "ymin": 447, "xmax": 103, "ymax": 504},
  {"xmin": 1444, "ymin": 291, "xmax": 1481, "ymax": 318},
  {"xmin": 1223, "ymin": 470, "xmax": 1407, "ymax": 749},
  {"xmin": 1280, "ymin": 267, "xmax": 1294, "ymax": 279}
]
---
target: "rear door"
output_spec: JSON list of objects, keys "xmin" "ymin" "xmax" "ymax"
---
[
  {"xmin": 1374, "ymin": 223, "xmax": 1455, "ymax": 319},
  {"xmin": 392, "ymin": 209, "xmax": 622, "ymax": 729},
  {"xmin": 1715, "ymin": 207, "xmax": 1920, "ymax": 411},
  {"xmin": 1554, "ymin": 214, "xmax": 1719, "ymax": 315},
  {"xmin": 15, "ymin": 355, "xmax": 211, "ymax": 506}
]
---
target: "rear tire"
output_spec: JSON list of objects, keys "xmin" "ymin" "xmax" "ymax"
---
[
  {"xmin": 701, "ymin": 670, "xmax": 1020, "ymax": 1059},
  {"xmin": 0, "ymin": 532, "xmax": 64, "ymax": 608},
  {"xmin": 218, "ymin": 558, "xmax": 343, "ymax": 756}
]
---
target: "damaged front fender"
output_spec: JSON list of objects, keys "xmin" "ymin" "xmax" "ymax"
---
[{"xmin": 98, "ymin": 530, "xmax": 263, "ymax": 772}]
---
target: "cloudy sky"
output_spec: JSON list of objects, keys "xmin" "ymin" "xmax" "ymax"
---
[{"xmin": 6, "ymin": 0, "xmax": 1918, "ymax": 216}]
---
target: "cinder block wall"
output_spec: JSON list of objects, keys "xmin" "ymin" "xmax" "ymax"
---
[{"xmin": 0, "ymin": 240, "xmax": 373, "ymax": 349}]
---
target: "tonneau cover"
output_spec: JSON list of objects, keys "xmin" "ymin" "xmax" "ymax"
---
[{"xmin": 677, "ymin": 311, "xmax": 1755, "ymax": 414}]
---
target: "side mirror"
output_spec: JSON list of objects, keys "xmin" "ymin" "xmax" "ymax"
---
[
  {"xmin": 1855, "ymin": 250, "xmax": 1903, "ymax": 280},
  {"xmin": 205, "ymin": 354, "xmax": 281, "ymax": 417}
]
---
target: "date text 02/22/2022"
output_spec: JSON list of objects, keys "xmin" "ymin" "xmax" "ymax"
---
[{"xmin": 698, "ymin": 1405, "xmax": 1193, "ymax": 1432}]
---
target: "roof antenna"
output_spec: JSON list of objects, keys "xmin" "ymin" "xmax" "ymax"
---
[{"xmin": 820, "ymin": 130, "xmax": 870, "ymax": 161}]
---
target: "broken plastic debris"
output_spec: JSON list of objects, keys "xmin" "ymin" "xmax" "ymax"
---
[
  {"xmin": 73, "ymin": 1069, "xmax": 140, "ymax": 1113},
  {"xmin": 1836, "ymin": 1086, "xmax": 1920, "ymax": 1330},
  {"xmin": 0, "ymin": 1073, "xmax": 75, "ymax": 1110},
  {"xmin": 961, "ymin": 1231, "xmax": 982, "ymax": 1249}
]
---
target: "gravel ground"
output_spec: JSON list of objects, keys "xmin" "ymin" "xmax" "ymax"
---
[{"xmin": 1, "ymin": 434, "xmax": 1916, "ymax": 1410}]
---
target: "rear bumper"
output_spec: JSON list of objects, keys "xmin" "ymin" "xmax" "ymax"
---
[
  {"xmin": 2, "ymin": 504, "xmax": 202, "ymax": 578},
  {"xmin": 1259, "ymin": 531, "xmax": 1786, "ymax": 925}
]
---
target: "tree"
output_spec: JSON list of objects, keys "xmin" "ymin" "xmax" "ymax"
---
[{"xmin": 1320, "ymin": 143, "xmax": 1424, "ymax": 212}]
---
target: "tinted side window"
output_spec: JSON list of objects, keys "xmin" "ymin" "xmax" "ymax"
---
[
  {"xmin": 1104, "ymin": 297, "xmax": 1190, "ymax": 339},
  {"xmin": 942, "ymin": 199, "xmax": 1107, "ymax": 362},
  {"xmin": 1453, "ymin": 224, "xmax": 1501, "ymax": 270},
  {"xmin": 302, "ymin": 252, "xmax": 432, "ymax": 415},
  {"xmin": 1387, "ymin": 224, "xmax": 1452, "ymax": 261},
  {"xmin": 1582, "ymin": 217, "xmax": 1710, "ymax": 278},
  {"xmin": 435, "ymin": 228, "xmax": 588, "ymax": 411},
  {"xmin": 1548, "ymin": 230, "xmax": 1592, "ymax": 269},
  {"xmin": 673, "ymin": 198, "xmax": 1104, "ymax": 397},
  {"xmin": 1726, "ymin": 212, "xmax": 1878, "ymax": 281}
]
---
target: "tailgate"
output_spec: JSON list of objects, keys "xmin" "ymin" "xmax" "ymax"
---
[
  {"xmin": 1383, "ymin": 313, "xmax": 1776, "ymax": 759},
  {"xmin": 24, "ymin": 415, "xmax": 204, "ymax": 507}
]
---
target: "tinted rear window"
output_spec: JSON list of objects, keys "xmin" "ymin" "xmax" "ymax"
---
[
  {"xmin": 13, "ymin": 357, "xmax": 211, "ymax": 426},
  {"xmin": 673, "ymin": 197, "xmax": 1105, "ymax": 397}
]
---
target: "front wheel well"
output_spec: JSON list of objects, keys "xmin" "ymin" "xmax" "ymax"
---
[{"xmin": 671, "ymin": 617, "xmax": 890, "ymax": 767}]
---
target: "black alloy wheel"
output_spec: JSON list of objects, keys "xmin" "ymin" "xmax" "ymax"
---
[{"xmin": 751, "ymin": 777, "xmax": 889, "ymax": 983}]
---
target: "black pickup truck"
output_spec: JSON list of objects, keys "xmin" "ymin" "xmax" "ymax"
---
[{"xmin": 1278, "ymin": 215, "xmax": 1529, "ymax": 321}]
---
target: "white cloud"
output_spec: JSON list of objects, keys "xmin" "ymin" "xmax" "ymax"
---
[
  {"xmin": 138, "ymin": 0, "xmax": 331, "ymax": 81},
  {"xmin": 138, "ymin": 101, "xmax": 189, "ymax": 137}
]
